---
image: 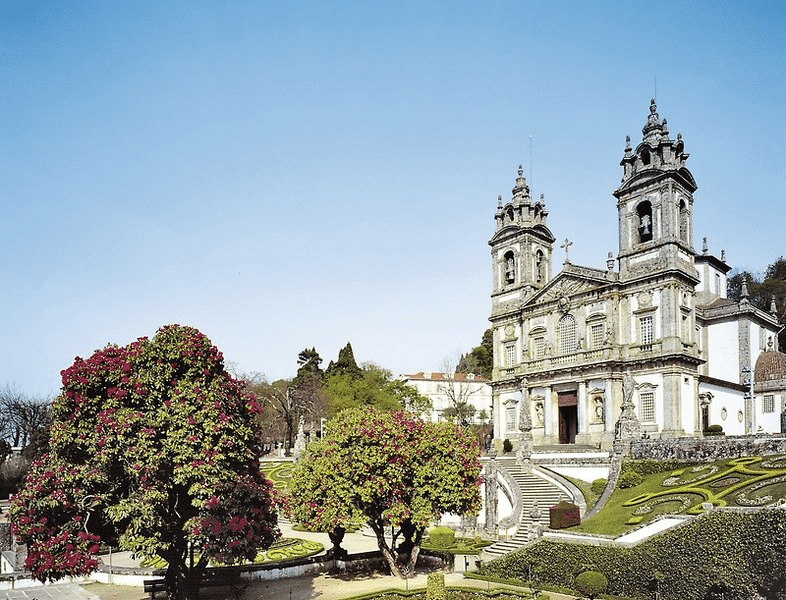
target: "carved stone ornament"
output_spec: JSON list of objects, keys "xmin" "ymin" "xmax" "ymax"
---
[
  {"xmin": 504, "ymin": 324, "xmax": 515, "ymax": 337},
  {"xmin": 558, "ymin": 295, "xmax": 570, "ymax": 312},
  {"xmin": 637, "ymin": 291, "xmax": 653, "ymax": 307}
]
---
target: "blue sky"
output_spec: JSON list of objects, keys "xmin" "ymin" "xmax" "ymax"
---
[{"xmin": 2, "ymin": 1, "xmax": 784, "ymax": 397}]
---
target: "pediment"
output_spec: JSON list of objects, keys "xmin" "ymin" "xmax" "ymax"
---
[{"xmin": 526, "ymin": 271, "xmax": 608, "ymax": 307}]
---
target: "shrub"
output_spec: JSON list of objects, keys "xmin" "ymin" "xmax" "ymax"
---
[
  {"xmin": 591, "ymin": 478, "xmax": 607, "ymax": 495},
  {"xmin": 617, "ymin": 469, "xmax": 643, "ymax": 489},
  {"xmin": 705, "ymin": 424, "xmax": 724, "ymax": 436},
  {"xmin": 549, "ymin": 501, "xmax": 580, "ymax": 529},
  {"xmin": 478, "ymin": 510, "xmax": 786, "ymax": 600},
  {"xmin": 426, "ymin": 571, "xmax": 446, "ymax": 600},
  {"xmin": 503, "ymin": 439, "xmax": 513, "ymax": 453},
  {"xmin": 427, "ymin": 526, "xmax": 455, "ymax": 548},
  {"xmin": 574, "ymin": 570, "xmax": 608, "ymax": 599}
]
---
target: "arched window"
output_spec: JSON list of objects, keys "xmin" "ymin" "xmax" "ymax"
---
[
  {"xmin": 504, "ymin": 251, "xmax": 515, "ymax": 284},
  {"xmin": 637, "ymin": 201, "xmax": 653, "ymax": 243},
  {"xmin": 679, "ymin": 199, "xmax": 689, "ymax": 243},
  {"xmin": 558, "ymin": 314, "xmax": 577, "ymax": 355},
  {"xmin": 535, "ymin": 249, "xmax": 545, "ymax": 282},
  {"xmin": 641, "ymin": 148, "xmax": 651, "ymax": 166}
]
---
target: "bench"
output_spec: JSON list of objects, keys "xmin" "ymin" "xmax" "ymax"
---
[
  {"xmin": 144, "ymin": 569, "xmax": 246, "ymax": 599},
  {"xmin": 144, "ymin": 579, "xmax": 166, "ymax": 600}
]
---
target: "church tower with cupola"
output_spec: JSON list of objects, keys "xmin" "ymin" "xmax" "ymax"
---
[
  {"xmin": 615, "ymin": 99, "xmax": 698, "ymax": 279},
  {"xmin": 489, "ymin": 165, "xmax": 555, "ymax": 307},
  {"xmin": 612, "ymin": 100, "xmax": 704, "ymax": 438}
]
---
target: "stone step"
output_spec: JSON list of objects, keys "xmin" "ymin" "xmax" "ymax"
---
[{"xmin": 484, "ymin": 463, "xmax": 570, "ymax": 558}]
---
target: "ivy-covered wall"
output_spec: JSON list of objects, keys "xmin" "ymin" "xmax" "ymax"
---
[{"xmin": 481, "ymin": 509, "xmax": 786, "ymax": 599}]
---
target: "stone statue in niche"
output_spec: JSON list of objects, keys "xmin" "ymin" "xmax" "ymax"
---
[
  {"xmin": 594, "ymin": 396, "xmax": 605, "ymax": 422},
  {"xmin": 534, "ymin": 401, "xmax": 544, "ymax": 426}
]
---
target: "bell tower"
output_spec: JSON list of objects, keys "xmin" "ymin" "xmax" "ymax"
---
[
  {"xmin": 489, "ymin": 165, "xmax": 556, "ymax": 308},
  {"xmin": 614, "ymin": 100, "xmax": 698, "ymax": 279}
]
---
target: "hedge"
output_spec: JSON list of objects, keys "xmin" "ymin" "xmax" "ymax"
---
[{"xmin": 480, "ymin": 510, "xmax": 786, "ymax": 599}]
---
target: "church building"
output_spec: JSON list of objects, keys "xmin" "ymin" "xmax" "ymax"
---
[{"xmin": 489, "ymin": 101, "xmax": 783, "ymax": 450}]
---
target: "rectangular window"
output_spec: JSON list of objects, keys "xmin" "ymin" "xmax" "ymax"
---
[
  {"xmin": 533, "ymin": 336, "xmax": 545, "ymax": 358},
  {"xmin": 590, "ymin": 324, "xmax": 604, "ymax": 349},
  {"xmin": 764, "ymin": 394, "xmax": 775, "ymax": 413},
  {"xmin": 506, "ymin": 405, "xmax": 516, "ymax": 433},
  {"xmin": 639, "ymin": 391, "xmax": 655, "ymax": 422},
  {"xmin": 639, "ymin": 315, "xmax": 653, "ymax": 350},
  {"xmin": 505, "ymin": 344, "xmax": 515, "ymax": 367}
]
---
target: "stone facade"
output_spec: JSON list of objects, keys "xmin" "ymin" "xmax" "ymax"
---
[{"xmin": 489, "ymin": 101, "xmax": 782, "ymax": 450}]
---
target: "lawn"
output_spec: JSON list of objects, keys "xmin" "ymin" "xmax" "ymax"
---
[{"xmin": 574, "ymin": 454, "xmax": 786, "ymax": 536}]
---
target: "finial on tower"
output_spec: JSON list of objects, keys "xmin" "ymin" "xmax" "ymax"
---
[
  {"xmin": 702, "ymin": 237, "xmax": 708, "ymax": 254},
  {"xmin": 741, "ymin": 277, "xmax": 750, "ymax": 301}
]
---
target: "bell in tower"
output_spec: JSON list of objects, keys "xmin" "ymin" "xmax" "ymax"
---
[{"xmin": 614, "ymin": 100, "xmax": 698, "ymax": 278}]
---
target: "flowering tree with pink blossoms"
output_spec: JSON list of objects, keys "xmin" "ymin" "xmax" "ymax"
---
[
  {"xmin": 10, "ymin": 325, "xmax": 279, "ymax": 600},
  {"xmin": 285, "ymin": 407, "xmax": 481, "ymax": 577}
]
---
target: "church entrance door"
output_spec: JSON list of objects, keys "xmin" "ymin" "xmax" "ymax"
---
[{"xmin": 558, "ymin": 392, "xmax": 578, "ymax": 444}]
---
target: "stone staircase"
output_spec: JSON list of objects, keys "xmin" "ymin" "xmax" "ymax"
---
[{"xmin": 482, "ymin": 459, "xmax": 574, "ymax": 558}]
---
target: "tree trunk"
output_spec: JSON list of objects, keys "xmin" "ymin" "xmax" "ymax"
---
[
  {"xmin": 162, "ymin": 550, "xmax": 207, "ymax": 600},
  {"xmin": 368, "ymin": 519, "xmax": 404, "ymax": 578},
  {"xmin": 403, "ymin": 526, "xmax": 424, "ymax": 575}
]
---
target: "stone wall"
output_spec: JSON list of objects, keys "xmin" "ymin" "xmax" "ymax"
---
[{"xmin": 630, "ymin": 435, "xmax": 786, "ymax": 461}]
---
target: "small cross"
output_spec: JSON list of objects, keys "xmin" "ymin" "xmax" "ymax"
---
[{"xmin": 560, "ymin": 238, "xmax": 573, "ymax": 263}]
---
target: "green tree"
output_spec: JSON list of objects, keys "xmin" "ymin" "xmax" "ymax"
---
[
  {"xmin": 290, "ymin": 347, "xmax": 327, "ymax": 432},
  {"xmin": 323, "ymin": 363, "xmax": 406, "ymax": 415},
  {"xmin": 728, "ymin": 257, "xmax": 786, "ymax": 348},
  {"xmin": 295, "ymin": 347, "xmax": 323, "ymax": 379},
  {"xmin": 10, "ymin": 326, "xmax": 279, "ymax": 600},
  {"xmin": 325, "ymin": 342, "xmax": 362, "ymax": 379},
  {"xmin": 456, "ymin": 328, "xmax": 493, "ymax": 380},
  {"xmin": 284, "ymin": 407, "xmax": 481, "ymax": 578}
]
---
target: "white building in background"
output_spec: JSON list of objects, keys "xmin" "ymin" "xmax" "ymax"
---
[
  {"xmin": 488, "ymin": 100, "xmax": 783, "ymax": 449},
  {"xmin": 399, "ymin": 372, "xmax": 492, "ymax": 424}
]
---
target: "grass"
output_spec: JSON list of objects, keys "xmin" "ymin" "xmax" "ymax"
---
[
  {"xmin": 260, "ymin": 460, "xmax": 294, "ymax": 493},
  {"xmin": 138, "ymin": 537, "xmax": 324, "ymax": 569},
  {"xmin": 572, "ymin": 454, "xmax": 786, "ymax": 536},
  {"xmin": 420, "ymin": 536, "xmax": 494, "ymax": 555}
]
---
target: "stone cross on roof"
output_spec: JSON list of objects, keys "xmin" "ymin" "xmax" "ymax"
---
[{"xmin": 560, "ymin": 238, "xmax": 573, "ymax": 264}]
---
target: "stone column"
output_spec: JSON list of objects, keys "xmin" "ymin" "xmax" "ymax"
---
[
  {"xmin": 516, "ymin": 378, "xmax": 533, "ymax": 472},
  {"xmin": 577, "ymin": 380, "xmax": 587, "ymax": 434},
  {"xmin": 661, "ymin": 370, "xmax": 685, "ymax": 438},
  {"xmin": 484, "ymin": 459, "xmax": 498, "ymax": 536},
  {"xmin": 543, "ymin": 386, "xmax": 553, "ymax": 441}
]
